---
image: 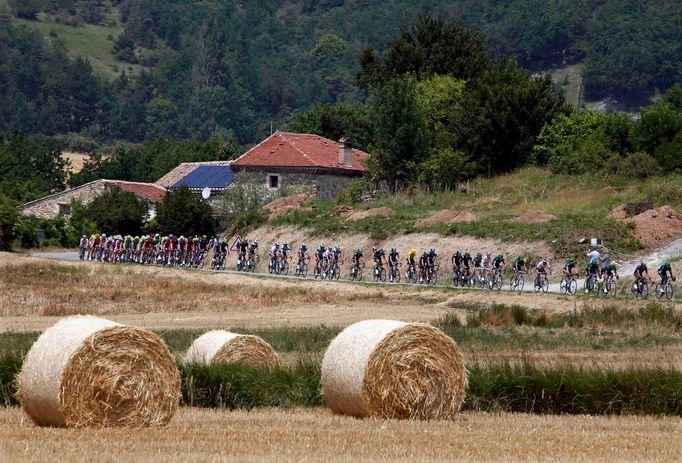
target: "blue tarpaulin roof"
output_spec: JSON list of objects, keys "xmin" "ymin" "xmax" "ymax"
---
[{"xmin": 172, "ymin": 165, "xmax": 234, "ymax": 189}]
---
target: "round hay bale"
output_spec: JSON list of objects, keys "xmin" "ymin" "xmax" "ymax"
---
[
  {"xmin": 18, "ymin": 316, "xmax": 180, "ymax": 428},
  {"xmin": 321, "ymin": 319, "xmax": 467, "ymax": 420},
  {"xmin": 184, "ymin": 330, "xmax": 280, "ymax": 368}
]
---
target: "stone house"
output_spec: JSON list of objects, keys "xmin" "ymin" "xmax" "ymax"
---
[
  {"xmin": 230, "ymin": 132, "xmax": 368, "ymax": 200},
  {"xmin": 21, "ymin": 180, "xmax": 167, "ymax": 220}
]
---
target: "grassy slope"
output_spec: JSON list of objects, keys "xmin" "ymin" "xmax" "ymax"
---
[
  {"xmin": 271, "ymin": 168, "xmax": 682, "ymax": 256},
  {"xmin": 10, "ymin": 14, "xmax": 144, "ymax": 79}
]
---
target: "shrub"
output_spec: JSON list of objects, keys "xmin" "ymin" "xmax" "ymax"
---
[
  {"xmin": 156, "ymin": 186, "xmax": 216, "ymax": 236},
  {"xmin": 615, "ymin": 152, "xmax": 659, "ymax": 179},
  {"xmin": 84, "ymin": 187, "xmax": 148, "ymax": 235},
  {"xmin": 0, "ymin": 195, "xmax": 19, "ymax": 251}
]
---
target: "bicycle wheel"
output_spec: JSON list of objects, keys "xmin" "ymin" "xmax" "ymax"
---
[
  {"xmin": 394, "ymin": 268, "xmax": 401, "ymax": 283},
  {"xmin": 569, "ymin": 278, "xmax": 577, "ymax": 295},
  {"xmin": 452, "ymin": 272, "xmax": 459, "ymax": 287},
  {"xmin": 373, "ymin": 268, "xmax": 379, "ymax": 282},
  {"xmin": 560, "ymin": 277, "xmax": 568, "ymax": 294},
  {"xmin": 656, "ymin": 283, "xmax": 665, "ymax": 300},
  {"xmin": 509, "ymin": 276, "xmax": 517, "ymax": 291},
  {"xmin": 283, "ymin": 260, "xmax": 289, "ymax": 275},
  {"xmin": 517, "ymin": 274, "xmax": 524, "ymax": 292},
  {"xmin": 268, "ymin": 260, "xmax": 274, "ymax": 274},
  {"xmin": 534, "ymin": 276, "xmax": 542, "ymax": 292},
  {"xmin": 542, "ymin": 276, "xmax": 549, "ymax": 293},
  {"xmin": 641, "ymin": 282, "xmax": 649, "ymax": 299},
  {"xmin": 608, "ymin": 279, "xmax": 617, "ymax": 297}
]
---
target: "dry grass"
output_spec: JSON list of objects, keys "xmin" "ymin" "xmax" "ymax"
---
[
  {"xmin": 0, "ymin": 407, "xmax": 680, "ymax": 462},
  {"xmin": 0, "ymin": 254, "xmax": 448, "ymax": 330}
]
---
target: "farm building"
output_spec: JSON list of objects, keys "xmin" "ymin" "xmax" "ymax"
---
[
  {"xmin": 230, "ymin": 132, "xmax": 368, "ymax": 200},
  {"xmin": 155, "ymin": 161, "xmax": 234, "ymax": 198},
  {"xmin": 20, "ymin": 180, "xmax": 167, "ymax": 219}
]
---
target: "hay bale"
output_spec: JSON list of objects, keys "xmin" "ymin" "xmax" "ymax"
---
[
  {"xmin": 184, "ymin": 330, "xmax": 280, "ymax": 368},
  {"xmin": 18, "ymin": 316, "xmax": 180, "ymax": 428},
  {"xmin": 321, "ymin": 320, "xmax": 467, "ymax": 420}
]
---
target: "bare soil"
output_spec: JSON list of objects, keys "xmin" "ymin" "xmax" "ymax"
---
[
  {"xmin": 510, "ymin": 211, "xmax": 557, "ymax": 224},
  {"xmin": 415, "ymin": 210, "xmax": 477, "ymax": 227},
  {"xmin": 264, "ymin": 194, "xmax": 311, "ymax": 219},
  {"xmin": 1, "ymin": 407, "xmax": 679, "ymax": 462},
  {"xmin": 346, "ymin": 207, "xmax": 395, "ymax": 221}
]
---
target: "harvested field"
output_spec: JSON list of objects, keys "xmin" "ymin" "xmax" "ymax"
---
[{"xmin": 0, "ymin": 407, "xmax": 680, "ymax": 462}]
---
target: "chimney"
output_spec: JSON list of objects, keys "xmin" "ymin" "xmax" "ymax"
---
[{"xmin": 338, "ymin": 138, "xmax": 352, "ymax": 167}]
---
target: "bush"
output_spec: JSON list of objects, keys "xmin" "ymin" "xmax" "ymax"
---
[
  {"xmin": 156, "ymin": 186, "xmax": 216, "ymax": 236},
  {"xmin": 83, "ymin": 187, "xmax": 148, "ymax": 235},
  {"xmin": 549, "ymin": 132, "xmax": 615, "ymax": 175},
  {"xmin": 0, "ymin": 195, "xmax": 19, "ymax": 251},
  {"xmin": 335, "ymin": 179, "xmax": 371, "ymax": 205},
  {"xmin": 613, "ymin": 152, "xmax": 659, "ymax": 179}
]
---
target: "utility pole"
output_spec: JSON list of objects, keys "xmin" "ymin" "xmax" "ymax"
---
[{"xmin": 576, "ymin": 81, "xmax": 582, "ymax": 113}]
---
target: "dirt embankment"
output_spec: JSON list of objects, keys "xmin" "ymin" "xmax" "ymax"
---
[
  {"xmin": 608, "ymin": 204, "xmax": 682, "ymax": 247},
  {"xmin": 236, "ymin": 225, "xmax": 553, "ymax": 274},
  {"xmin": 263, "ymin": 195, "xmax": 312, "ymax": 220},
  {"xmin": 415, "ymin": 210, "xmax": 477, "ymax": 228}
]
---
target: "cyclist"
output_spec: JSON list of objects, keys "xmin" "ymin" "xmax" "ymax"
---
[
  {"xmin": 512, "ymin": 255, "xmax": 527, "ymax": 274},
  {"xmin": 351, "ymin": 248, "xmax": 363, "ymax": 267},
  {"xmin": 178, "ymin": 235, "xmax": 187, "ymax": 264},
  {"xmin": 492, "ymin": 254, "xmax": 506, "ymax": 277},
  {"xmin": 462, "ymin": 251, "xmax": 473, "ymax": 277},
  {"xmin": 78, "ymin": 235, "xmax": 89, "ymax": 260},
  {"xmin": 418, "ymin": 251, "xmax": 429, "ymax": 283},
  {"xmin": 563, "ymin": 257, "xmax": 577, "ymax": 278},
  {"xmin": 406, "ymin": 248, "xmax": 417, "ymax": 279},
  {"xmin": 315, "ymin": 243, "xmax": 326, "ymax": 271},
  {"xmin": 373, "ymin": 247, "xmax": 386, "ymax": 277},
  {"xmin": 633, "ymin": 261, "xmax": 648, "ymax": 288},
  {"xmin": 269, "ymin": 242, "xmax": 281, "ymax": 271},
  {"xmin": 388, "ymin": 247, "xmax": 400, "ymax": 266},
  {"xmin": 473, "ymin": 252, "xmax": 483, "ymax": 270},
  {"xmin": 451, "ymin": 250, "xmax": 463, "ymax": 274},
  {"xmin": 236, "ymin": 237, "xmax": 249, "ymax": 269},
  {"xmin": 600, "ymin": 248, "xmax": 611, "ymax": 269},
  {"xmin": 281, "ymin": 241, "xmax": 291, "ymax": 260},
  {"xmin": 658, "ymin": 260, "xmax": 674, "ymax": 288},
  {"xmin": 602, "ymin": 262, "xmax": 619, "ymax": 294},
  {"xmin": 535, "ymin": 257, "xmax": 551, "ymax": 287}
]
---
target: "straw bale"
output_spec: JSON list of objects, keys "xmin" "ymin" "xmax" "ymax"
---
[
  {"xmin": 184, "ymin": 330, "xmax": 280, "ymax": 369},
  {"xmin": 321, "ymin": 319, "xmax": 467, "ymax": 420},
  {"xmin": 18, "ymin": 316, "xmax": 180, "ymax": 428}
]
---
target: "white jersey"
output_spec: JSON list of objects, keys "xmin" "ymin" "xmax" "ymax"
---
[
  {"xmin": 482, "ymin": 256, "xmax": 492, "ymax": 269},
  {"xmin": 586, "ymin": 250, "xmax": 600, "ymax": 263},
  {"xmin": 270, "ymin": 245, "xmax": 279, "ymax": 255}
]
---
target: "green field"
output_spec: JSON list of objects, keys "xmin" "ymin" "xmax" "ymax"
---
[{"xmin": 10, "ymin": 14, "xmax": 145, "ymax": 79}]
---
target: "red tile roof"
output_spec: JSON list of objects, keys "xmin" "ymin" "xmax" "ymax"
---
[
  {"xmin": 106, "ymin": 180, "xmax": 167, "ymax": 203},
  {"xmin": 231, "ymin": 132, "xmax": 368, "ymax": 172}
]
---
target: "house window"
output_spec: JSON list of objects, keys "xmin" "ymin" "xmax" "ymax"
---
[
  {"xmin": 268, "ymin": 174, "xmax": 280, "ymax": 189},
  {"xmin": 58, "ymin": 204, "xmax": 71, "ymax": 216}
]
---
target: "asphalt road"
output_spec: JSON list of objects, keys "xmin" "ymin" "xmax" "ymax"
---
[{"xmin": 31, "ymin": 251, "xmax": 574, "ymax": 295}]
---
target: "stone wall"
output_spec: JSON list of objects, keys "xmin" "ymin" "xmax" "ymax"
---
[
  {"xmin": 257, "ymin": 172, "xmax": 355, "ymax": 200},
  {"xmin": 21, "ymin": 180, "xmax": 108, "ymax": 219}
]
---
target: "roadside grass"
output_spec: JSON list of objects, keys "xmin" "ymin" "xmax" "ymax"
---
[
  {"xmin": 439, "ymin": 301, "xmax": 682, "ymax": 330},
  {"xmin": 0, "ymin": 260, "xmax": 385, "ymax": 316}
]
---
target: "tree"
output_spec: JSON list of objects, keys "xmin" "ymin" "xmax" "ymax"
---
[
  {"xmin": 533, "ymin": 111, "xmax": 606, "ymax": 165},
  {"xmin": 85, "ymin": 187, "xmax": 148, "ymax": 235},
  {"xmin": 155, "ymin": 186, "xmax": 215, "ymax": 236},
  {"xmin": 0, "ymin": 194, "xmax": 20, "ymax": 251},
  {"xmin": 358, "ymin": 15, "xmax": 489, "ymax": 90},
  {"xmin": 637, "ymin": 101, "xmax": 682, "ymax": 153},
  {"xmin": 367, "ymin": 76, "xmax": 428, "ymax": 191},
  {"xmin": 291, "ymin": 104, "xmax": 373, "ymax": 151},
  {"xmin": 457, "ymin": 60, "xmax": 567, "ymax": 176}
]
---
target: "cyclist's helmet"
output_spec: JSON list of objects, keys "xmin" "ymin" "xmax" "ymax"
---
[
  {"xmin": 477, "ymin": 252, "xmax": 482, "ymax": 258},
  {"xmin": 455, "ymin": 250, "xmax": 461, "ymax": 256},
  {"xmin": 357, "ymin": 248, "xmax": 363, "ymax": 254},
  {"xmin": 430, "ymin": 248, "xmax": 436, "ymax": 255},
  {"xmin": 410, "ymin": 248, "xmax": 417, "ymax": 256},
  {"xmin": 391, "ymin": 247, "xmax": 396, "ymax": 253}
]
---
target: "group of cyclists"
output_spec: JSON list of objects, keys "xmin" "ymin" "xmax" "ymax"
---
[
  {"xmin": 78, "ymin": 233, "xmax": 229, "ymax": 268},
  {"xmin": 79, "ymin": 233, "xmax": 676, "ymax": 299}
]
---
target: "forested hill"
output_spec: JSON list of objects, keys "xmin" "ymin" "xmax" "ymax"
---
[{"xmin": 1, "ymin": 0, "xmax": 680, "ymax": 145}]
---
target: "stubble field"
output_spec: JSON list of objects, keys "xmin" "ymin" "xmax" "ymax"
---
[
  {"xmin": 1, "ymin": 252, "xmax": 682, "ymax": 461},
  {"xmin": 1, "ymin": 407, "xmax": 681, "ymax": 462}
]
